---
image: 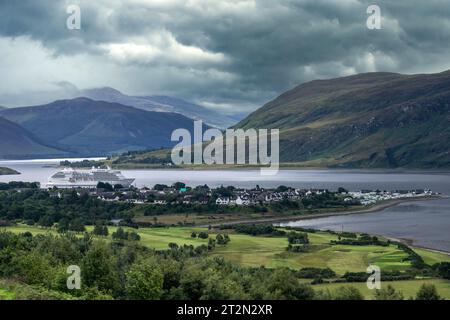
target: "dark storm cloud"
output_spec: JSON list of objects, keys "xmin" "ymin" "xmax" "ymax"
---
[{"xmin": 0, "ymin": 0, "xmax": 449, "ymax": 112}]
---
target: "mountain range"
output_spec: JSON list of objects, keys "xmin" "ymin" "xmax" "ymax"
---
[
  {"xmin": 0, "ymin": 98, "xmax": 206, "ymax": 157},
  {"xmin": 0, "ymin": 87, "xmax": 236, "ymax": 129},
  {"xmin": 1, "ymin": 70, "xmax": 449, "ymax": 167},
  {"xmin": 236, "ymin": 70, "xmax": 450, "ymax": 168},
  {"xmin": 80, "ymin": 87, "xmax": 236, "ymax": 128}
]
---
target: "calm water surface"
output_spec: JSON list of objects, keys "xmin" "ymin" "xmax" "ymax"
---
[{"xmin": 1, "ymin": 159, "xmax": 450, "ymax": 251}]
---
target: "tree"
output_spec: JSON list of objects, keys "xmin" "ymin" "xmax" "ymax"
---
[
  {"xmin": 128, "ymin": 231, "xmax": 141, "ymax": 241},
  {"xmin": 13, "ymin": 251, "xmax": 53, "ymax": 286},
  {"xmin": 93, "ymin": 222, "xmax": 109, "ymax": 236},
  {"xmin": 126, "ymin": 259, "xmax": 164, "ymax": 300},
  {"xmin": 216, "ymin": 234, "xmax": 230, "ymax": 245},
  {"xmin": 333, "ymin": 286, "xmax": 364, "ymax": 300},
  {"xmin": 179, "ymin": 266, "xmax": 207, "ymax": 300},
  {"xmin": 81, "ymin": 242, "xmax": 119, "ymax": 293},
  {"xmin": 97, "ymin": 182, "xmax": 113, "ymax": 191},
  {"xmin": 265, "ymin": 268, "xmax": 315, "ymax": 300},
  {"xmin": 69, "ymin": 218, "xmax": 86, "ymax": 232},
  {"xmin": 415, "ymin": 284, "xmax": 441, "ymax": 300},
  {"xmin": 112, "ymin": 227, "xmax": 127, "ymax": 240},
  {"xmin": 198, "ymin": 232, "xmax": 209, "ymax": 239},
  {"xmin": 338, "ymin": 187, "xmax": 348, "ymax": 193},
  {"xmin": 57, "ymin": 218, "xmax": 70, "ymax": 233},
  {"xmin": 374, "ymin": 285, "xmax": 404, "ymax": 300},
  {"xmin": 275, "ymin": 185, "xmax": 289, "ymax": 192},
  {"xmin": 433, "ymin": 262, "xmax": 450, "ymax": 280},
  {"xmin": 153, "ymin": 184, "xmax": 168, "ymax": 191},
  {"xmin": 172, "ymin": 182, "xmax": 186, "ymax": 190},
  {"xmin": 191, "ymin": 232, "xmax": 197, "ymax": 238}
]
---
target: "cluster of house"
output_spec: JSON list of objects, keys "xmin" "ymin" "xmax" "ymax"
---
[
  {"xmin": 48, "ymin": 185, "xmax": 328, "ymax": 206},
  {"xmin": 214, "ymin": 188, "xmax": 327, "ymax": 206},
  {"xmin": 346, "ymin": 189, "xmax": 434, "ymax": 206},
  {"xmin": 47, "ymin": 184, "xmax": 436, "ymax": 207}
]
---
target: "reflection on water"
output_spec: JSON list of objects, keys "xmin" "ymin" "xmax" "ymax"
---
[{"xmin": 1, "ymin": 159, "xmax": 450, "ymax": 252}]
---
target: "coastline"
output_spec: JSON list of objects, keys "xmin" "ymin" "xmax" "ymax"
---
[
  {"xmin": 205, "ymin": 196, "xmax": 444, "ymax": 228},
  {"xmin": 384, "ymin": 236, "xmax": 450, "ymax": 256},
  {"xmin": 206, "ymin": 195, "xmax": 450, "ymax": 255}
]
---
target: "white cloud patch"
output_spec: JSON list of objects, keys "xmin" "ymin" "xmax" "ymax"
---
[{"xmin": 101, "ymin": 31, "xmax": 228, "ymax": 66}]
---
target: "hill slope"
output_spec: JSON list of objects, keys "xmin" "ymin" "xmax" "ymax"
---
[
  {"xmin": 0, "ymin": 98, "xmax": 206, "ymax": 156},
  {"xmin": 236, "ymin": 71, "xmax": 450, "ymax": 168},
  {"xmin": 0, "ymin": 117, "xmax": 68, "ymax": 159},
  {"xmin": 81, "ymin": 87, "xmax": 236, "ymax": 128}
]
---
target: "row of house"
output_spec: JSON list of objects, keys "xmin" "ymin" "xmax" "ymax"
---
[
  {"xmin": 48, "ymin": 185, "xmax": 435, "ymax": 207},
  {"xmin": 215, "ymin": 188, "xmax": 327, "ymax": 206}
]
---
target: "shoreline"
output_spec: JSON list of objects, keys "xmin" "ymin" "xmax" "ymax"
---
[
  {"xmin": 3, "ymin": 158, "xmax": 450, "ymax": 174},
  {"xmin": 205, "ymin": 196, "xmax": 443, "ymax": 228},
  {"xmin": 206, "ymin": 195, "xmax": 450, "ymax": 254},
  {"xmin": 384, "ymin": 236, "xmax": 450, "ymax": 256},
  {"xmin": 112, "ymin": 165, "xmax": 450, "ymax": 174}
]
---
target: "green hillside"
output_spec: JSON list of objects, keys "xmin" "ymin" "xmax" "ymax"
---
[{"xmin": 236, "ymin": 71, "xmax": 450, "ymax": 168}]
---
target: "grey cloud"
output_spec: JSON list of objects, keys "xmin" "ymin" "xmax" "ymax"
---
[{"xmin": 0, "ymin": 0, "xmax": 449, "ymax": 113}]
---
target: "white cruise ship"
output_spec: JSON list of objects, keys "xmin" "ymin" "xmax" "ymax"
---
[{"xmin": 47, "ymin": 167, "xmax": 135, "ymax": 189}]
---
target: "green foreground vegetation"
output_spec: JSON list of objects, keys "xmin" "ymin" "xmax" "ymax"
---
[
  {"xmin": 1, "ymin": 184, "xmax": 449, "ymax": 300},
  {"xmin": 2, "ymin": 224, "xmax": 450, "ymax": 300},
  {"xmin": 6, "ymin": 224, "xmax": 450, "ymax": 274}
]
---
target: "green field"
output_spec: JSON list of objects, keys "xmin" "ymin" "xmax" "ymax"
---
[
  {"xmin": 312, "ymin": 279, "xmax": 450, "ymax": 300},
  {"xmin": 4, "ymin": 224, "xmax": 450, "ymax": 276}
]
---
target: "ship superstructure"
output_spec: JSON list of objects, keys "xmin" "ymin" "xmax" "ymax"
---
[{"xmin": 47, "ymin": 167, "xmax": 134, "ymax": 189}]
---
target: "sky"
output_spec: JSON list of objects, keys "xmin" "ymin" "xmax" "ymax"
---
[{"xmin": 1, "ymin": 0, "xmax": 450, "ymax": 114}]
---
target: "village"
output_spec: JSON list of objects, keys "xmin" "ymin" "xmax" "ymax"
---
[{"xmin": 47, "ymin": 181, "xmax": 436, "ymax": 207}]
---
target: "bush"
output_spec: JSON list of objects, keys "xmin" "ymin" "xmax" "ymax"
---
[
  {"xmin": 374, "ymin": 285, "xmax": 404, "ymax": 300},
  {"xmin": 298, "ymin": 267, "xmax": 336, "ymax": 279},
  {"xmin": 198, "ymin": 232, "xmax": 209, "ymax": 239},
  {"xmin": 433, "ymin": 262, "xmax": 450, "ymax": 279},
  {"xmin": 126, "ymin": 259, "xmax": 164, "ymax": 300},
  {"xmin": 287, "ymin": 232, "xmax": 309, "ymax": 245},
  {"xmin": 415, "ymin": 284, "xmax": 441, "ymax": 300},
  {"xmin": 232, "ymin": 224, "xmax": 286, "ymax": 236},
  {"xmin": 333, "ymin": 286, "xmax": 364, "ymax": 300},
  {"xmin": 111, "ymin": 227, "xmax": 140, "ymax": 241}
]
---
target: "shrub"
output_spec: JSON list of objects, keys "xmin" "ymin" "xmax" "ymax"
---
[
  {"xmin": 333, "ymin": 286, "xmax": 364, "ymax": 300},
  {"xmin": 415, "ymin": 284, "xmax": 441, "ymax": 300}
]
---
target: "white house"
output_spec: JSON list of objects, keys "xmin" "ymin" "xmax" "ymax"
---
[{"xmin": 216, "ymin": 197, "xmax": 230, "ymax": 205}]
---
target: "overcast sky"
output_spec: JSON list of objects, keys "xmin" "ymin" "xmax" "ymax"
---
[{"xmin": 1, "ymin": 0, "xmax": 450, "ymax": 113}]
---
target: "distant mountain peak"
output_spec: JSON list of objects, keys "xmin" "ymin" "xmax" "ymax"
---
[{"xmin": 79, "ymin": 87, "xmax": 237, "ymax": 128}]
